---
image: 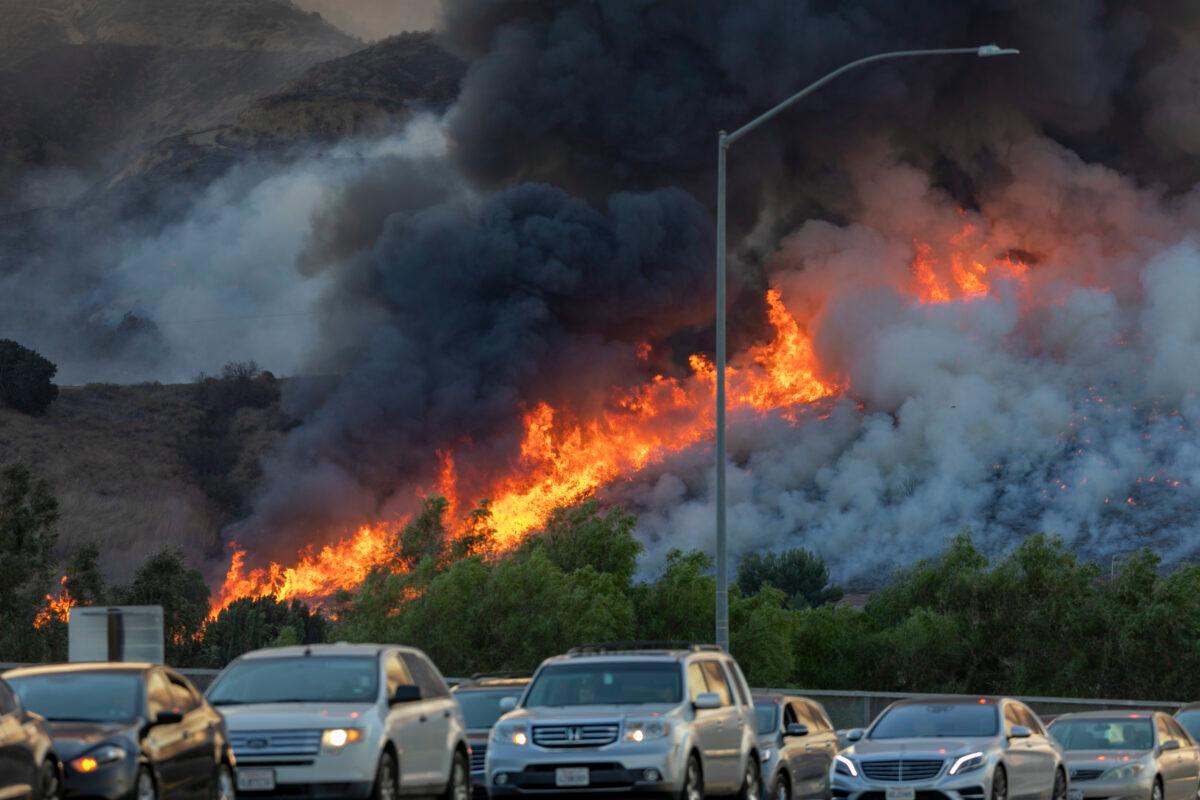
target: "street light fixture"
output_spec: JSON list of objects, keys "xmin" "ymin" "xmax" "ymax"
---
[{"xmin": 713, "ymin": 45, "xmax": 1020, "ymax": 652}]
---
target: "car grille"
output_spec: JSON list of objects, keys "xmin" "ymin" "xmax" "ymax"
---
[
  {"xmin": 470, "ymin": 742, "xmax": 488, "ymax": 772},
  {"xmin": 1071, "ymin": 769, "xmax": 1105, "ymax": 781},
  {"xmin": 861, "ymin": 759, "xmax": 946, "ymax": 782},
  {"xmin": 230, "ymin": 730, "xmax": 322, "ymax": 761},
  {"xmin": 532, "ymin": 724, "xmax": 620, "ymax": 748}
]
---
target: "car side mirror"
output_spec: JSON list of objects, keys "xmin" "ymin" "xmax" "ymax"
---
[
  {"xmin": 785, "ymin": 723, "xmax": 809, "ymax": 738},
  {"xmin": 693, "ymin": 692, "xmax": 722, "ymax": 710},
  {"xmin": 1009, "ymin": 725, "xmax": 1032, "ymax": 739},
  {"xmin": 1162, "ymin": 739, "xmax": 1181, "ymax": 752},
  {"xmin": 152, "ymin": 710, "xmax": 184, "ymax": 726},
  {"xmin": 846, "ymin": 728, "xmax": 864, "ymax": 742},
  {"xmin": 499, "ymin": 696, "xmax": 518, "ymax": 712},
  {"xmin": 390, "ymin": 685, "xmax": 422, "ymax": 705}
]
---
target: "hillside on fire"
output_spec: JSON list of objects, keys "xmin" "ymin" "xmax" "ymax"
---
[{"xmin": 5, "ymin": 0, "xmax": 1200, "ymax": 664}]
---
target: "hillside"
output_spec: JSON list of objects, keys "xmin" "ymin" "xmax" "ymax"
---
[{"xmin": 0, "ymin": 381, "xmax": 287, "ymax": 583}]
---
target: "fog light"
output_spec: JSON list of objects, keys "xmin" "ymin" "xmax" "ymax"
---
[
  {"xmin": 495, "ymin": 773, "xmax": 509, "ymax": 785},
  {"xmin": 644, "ymin": 769, "xmax": 662, "ymax": 782}
]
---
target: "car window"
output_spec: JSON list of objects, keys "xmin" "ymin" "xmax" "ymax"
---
[
  {"xmin": 386, "ymin": 653, "xmax": 415, "ymax": 697},
  {"xmin": 699, "ymin": 661, "xmax": 732, "ymax": 706},
  {"xmin": 402, "ymin": 653, "xmax": 449, "ymax": 699},
  {"xmin": 724, "ymin": 661, "xmax": 751, "ymax": 706},
  {"xmin": 0, "ymin": 681, "xmax": 16, "ymax": 716},
  {"xmin": 1157, "ymin": 715, "xmax": 1176, "ymax": 745},
  {"xmin": 783, "ymin": 702, "xmax": 799, "ymax": 728},
  {"xmin": 1050, "ymin": 718, "xmax": 1154, "ymax": 750},
  {"xmin": 1003, "ymin": 703, "xmax": 1022, "ymax": 732},
  {"xmin": 1166, "ymin": 717, "xmax": 1192, "ymax": 745},
  {"xmin": 166, "ymin": 674, "xmax": 200, "ymax": 713},
  {"xmin": 147, "ymin": 671, "xmax": 173, "ymax": 718},
  {"xmin": 1176, "ymin": 711, "xmax": 1200, "ymax": 743},
  {"xmin": 1015, "ymin": 704, "xmax": 1043, "ymax": 734},
  {"xmin": 802, "ymin": 700, "xmax": 831, "ymax": 733},
  {"xmin": 687, "ymin": 663, "xmax": 708, "ymax": 703}
]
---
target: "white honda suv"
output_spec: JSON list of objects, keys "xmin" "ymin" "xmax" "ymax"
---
[{"xmin": 206, "ymin": 643, "xmax": 470, "ymax": 800}]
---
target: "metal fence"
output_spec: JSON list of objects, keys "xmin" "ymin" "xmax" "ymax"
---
[{"xmin": 757, "ymin": 688, "xmax": 1187, "ymax": 730}]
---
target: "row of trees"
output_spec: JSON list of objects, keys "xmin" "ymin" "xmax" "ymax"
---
[{"xmin": 5, "ymin": 462, "xmax": 1200, "ymax": 699}]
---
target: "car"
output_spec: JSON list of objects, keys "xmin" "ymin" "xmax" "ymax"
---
[
  {"xmin": 451, "ymin": 675, "xmax": 532, "ymax": 798},
  {"xmin": 205, "ymin": 643, "xmax": 469, "ymax": 800},
  {"xmin": 1048, "ymin": 711, "xmax": 1200, "ymax": 800},
  {"xmin": 752, "ymin": 693, "xmax": 838, "ymax": 800},
  {"xmin": 1174, "ymin": 705, "xmax": 1200, "ymax": 746},
  {"xmin": 485, "ymin": 641, "xmax": 762, "ymax": 798},
  {"xmin": 3, "ymin": 662, "xmax": 232, "ymax": 800},
  {"xmin": 0, "ymin": 675, "xmax": 61, "ymax": 800},
  {"xmin": 833, "ymin": 696, "xmax": 1066, "ymax": 800}
]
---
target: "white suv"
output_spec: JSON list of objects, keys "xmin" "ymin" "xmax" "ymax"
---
[
  {"xmin": 206, "ymin": 643, "xmax": 470, "ymax": 800},
  {"xmin": 486, "ymin": 642, "xmax": 762, "ymax": 799}
]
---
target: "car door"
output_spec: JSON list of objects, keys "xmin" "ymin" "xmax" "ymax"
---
[
  {"xmin": 0, "ymin": 681, "xmax": 34, "ymax": 800},
  {"xmin": 777, "ymin": 702, "xmax": 806, "ymax": 798},
  {"xmin": 688, "ymin": 662, "xmax": 734, "ymax": 792},
  {"xmin": 1157, "ymin": 715, "xmax": 1192, "ymax": 800},
  {"xmin": 144, "ymin": 670, "xmax": 192, "ymax": 798},
  {"xmin": 800, "ymin": 700, "xmax": 838, "ymax": 799},
  {"xmin": 402, "ymin": 652, "xmax": 455, "ymax": 792},
  {"xmin": 1164, "ymin": 717, "xmax": 1200, "ymax": 792},
  {"xmin": 700, "ymin": 660, "xmax": 743, "ymax": 792},
  {"xmin": 166, "ymin": 672, "xmax": 214, "ymax": 798},
  {"xmin": 1014, "ymin": 703, "xmax": 1057, "ymax": 797},
  {"xmin": 1002, "ymin": 702, "xmax": 1035, "ymax": 799},
  {"xmin": 383, "ymin": 652, "xmax": 430, "ymax": 791}
]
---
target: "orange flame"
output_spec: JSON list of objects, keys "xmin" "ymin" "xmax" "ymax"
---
[
  {"xmin": 33, "ymin": 575, "xmax": 74, "ymax": 629},
  {"xmin": 912, "ymin": 223, "xmax": 1029, "ymax": 303}
]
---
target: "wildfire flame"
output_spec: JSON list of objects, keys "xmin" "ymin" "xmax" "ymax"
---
[
  {"xmin": 209, "ymin": 221, "xmax": 1029, "ymax": 617},
  {"xmin": 33, "ymin": 575, "xmax": 74, "ymax": 629}
]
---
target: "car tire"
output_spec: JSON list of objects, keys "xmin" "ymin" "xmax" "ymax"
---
[
  {"xmin": 37, "ymin": 759, "xmax": 62, "ymax": 800},
  {"xmin": 372, "ymin": 751, "xmax": 399, "ymax": 800},
  {"xmin": 679, "ymin": 753, "xmax": 703, "ymax": 800},
  {"xmin": 1051, "ymin": 768, "xmax": 1067, "ymax": 800},
  {"xmin": 211, "ymin": 763, "xmax": 235, "ymax": 800},
  {"xmin": 739, "ymin": 756, "xmax": 762, "ymax": 800},
  {"xmin": 135, "ymin": 767, "xmax": 157, "ymax": 800},
  {"xmin": 991, "ymin": 766, "xmax": 1007, "ymax": 800},
  {"xmin": 442, "ymin": 749, "xmax": 469, "ymax": 800},
  {"xmin": 770, "ymin": 773, "xmax": 790, "ymax": 800},
  {"xmin": 1153, "ymin": 778, "xmax": 1164, "ymax": 800}
]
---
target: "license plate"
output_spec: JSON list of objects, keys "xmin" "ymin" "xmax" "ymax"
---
[
  {"xmin": 237, "ymin": 768, "xmax": 276, "ymax": 792},
  {"xmin": 886, "ymin": 787, "xmax": 915, "ymax": 800},
  {"xmin": 556, "ymin": 767, "xmax": 590, "ymax": 787},
  {"xmin": 1069, "ymin": 790, "xmax": 1084, "ymax": 800}
]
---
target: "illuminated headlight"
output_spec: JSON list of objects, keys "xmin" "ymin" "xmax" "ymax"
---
[
  {"xmin": 71, "ymin": 745, "xmax": 126, "ymax": 773},
  {"xmin": 761, "ymin": 748, "xmax": 773, "ymax": 762},
  {"xmin": 321, "ymin": 728, "xmax": 364, "ymax": 751},
  {"xmin": 493, "ymin": 723, "xmax": 528, "ymax": 746},
  {"xmin": 624, "ymin": 719, "xmax": 671, "ymax": 742},
  {"xmin": 835, "ymin": 755, "xmax": 858, "ymax": 777},
  {"xmin": 1101, "ymin": 763, "xmax": 1146, "ymax": 780},
  {"xmin": 949, "ymin": 752, "xmax": 986, "ymax": 775}
]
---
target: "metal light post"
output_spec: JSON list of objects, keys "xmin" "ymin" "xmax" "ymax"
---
[{"xmin": 714, "ymin": 45, "xmax": 1020, "ymax": 652}]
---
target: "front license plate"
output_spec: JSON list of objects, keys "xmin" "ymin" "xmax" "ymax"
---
[
  {"xmin": 1069, "ymin": 790, "xmax": 1084, "ymax": 800},
  {"xmin": 237, "ymin": 768, "xmax": 276, "ymax": 792},
  {"xmin": 886, "ymin": 787, "xmax": 915, "ymax": 800},
  {"xmin": 556, "ymin": 767, "xmax": 590, "ymax": 787}
]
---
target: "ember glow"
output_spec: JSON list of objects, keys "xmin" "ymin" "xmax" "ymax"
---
[{"xmin": 33, "ymin": 576, "xmax": 74, "ymax": 629}]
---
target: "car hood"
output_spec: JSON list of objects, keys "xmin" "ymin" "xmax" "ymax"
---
[
  {"xmin": 1065, "ymin": 751, "xmax": 1151, "ymax": 766},
  {"xmin": 45, "ymin": 720, "xmax": 138, "ymax": 760},
  {"xmin": 501, "ymin": 704, "xmax": 677, "ymax": 723},
  {"xmin": 217, "ymin": 703, "xmax": 377, "ymax": 730},
  {"xmin": 848, "ymin": 738, "xmax": 989, "ymax": 759}
]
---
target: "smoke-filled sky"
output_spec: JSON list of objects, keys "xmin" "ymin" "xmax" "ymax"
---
[{"xmin": 9, "ymin": 0, "xmax": 1200, "ymax": 583}]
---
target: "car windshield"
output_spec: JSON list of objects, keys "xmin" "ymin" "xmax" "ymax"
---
[
  {"xmin": 523, "ymin": 662, "xmax": 682, "ymax": 707},
  {"xmin": 755, "ymin": 702, "xmax": 779, "ymax": 735},
  {"xmin": 207, "ymin": 656, "xmax": 379, "ymax": 705},
  {"xmin": 1049, "ymin": 719, "xmax": 1155, "ymax": 751},
  {"xmin": 456, "ymin": 689, "xmax": 522, "ymax": 729},
  {"xmin": 1177, "ymin": 712, "xmax": 1200, "ymax": 743},
  {"xmin": 871, "ymin": 703, "xmax": 999, "ymax": 739},
  {"xmin": 8, "ymin": 672, "xmax": 142, "ymax": 722}
]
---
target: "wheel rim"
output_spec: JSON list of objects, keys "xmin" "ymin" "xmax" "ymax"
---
[
  {"xmin": 215, "ymin": 766, "xmax": 235, "ymax": 800},
  {"xmin": 1054, "ymin": 772, "xmax": 1066, "ymax": 800},
  {"xmin": 454, "ymin": 759, "xmax": 469, "ymax": 800},
  {"xmin": 380, "ymin": 759, "xmax": 397, "ymax": 800},
  {"xmin": 41, "ymin": 762, "xmax": 60, "ymax": 800},
  {"xmin": 776, "ymin": 779, "xmax": 788, "ymax": 800},
  {"xmin": 1154, "ymin": 784, "xmax": 1163, "ymax": 800},
  {"xmin": 993, "ymin": 770, "xmax": 1006, "ymax": 800},
  {"xmin": 138, "ymin": 771, "xmax": 156, "ymax": 800},
  {"xmin": 745, "ymin": 764, "xmax": 760, "ymax": 800},
  {"xmin": 687, "ymin": 760, "xmax": 702, "ymax": 800}
]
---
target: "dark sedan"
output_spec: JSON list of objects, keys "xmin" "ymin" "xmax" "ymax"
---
[
  {"xmin": 451, "ymin": 674, "xmax": 531, "ymax": 800},
  {"xmin": 3, "ymin": 663, "xmax": 233, "ymax": 800},
  {"xmin": 0, "ymin": 676, "xmax": 61, "ymax": 800}
]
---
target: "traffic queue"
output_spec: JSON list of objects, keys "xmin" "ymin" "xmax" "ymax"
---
[{"xmin": 3, "ymin": 641, "xmax": 1200, "ymax": 800}]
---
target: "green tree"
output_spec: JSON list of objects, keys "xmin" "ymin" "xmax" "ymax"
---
[
  {"xmin": 522, "ymin": 501, "xmax": 641, "ymax": 582},
  {"xmin": 64, "ymin": 542, "xmax": 108, "ymax": 606},
  {"xmin": 202, "ymin": 597, "xmax": 328, "ymax": 666},
  {"xmin": 736, "ymin": 548, "xmax": 842, "ymax": 609},
  {"xmin": 0, "ymin": 466, "xmax": 59, "ymax": 661},
  {"xmin": 117, "ymin": 549, "xmax": 210, "ymax": 665},
  {"xmin": 0, "ymin": 340, "xmax": 59, "ymax": 415},
  {"xmin": 395, "ymin": 497, "xmax": 449, "ymax": 569},
  {"xmin": 634, "ymin": 550, "xmax": 714, "ymax": 643}
]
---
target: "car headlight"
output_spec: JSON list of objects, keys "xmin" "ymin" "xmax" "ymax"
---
[
  {"xmin": 835, "ymin": 755, "xmax": 858, "ymax": 777},
  {"xmin": 624, "ymin": 719, "xmax": 671, "ymax": 742},
  {"xmin": 493, "ymin": 723, "xmax": 528, "ymax": 746},
  {"xmin": 950, "ymin": 752, "xmax": 986, "ymax": 775},
  {"xmin": 761, "ymin": 747, "xmax": 773, "ymax": 762},
  {"xmin": 1102, "ymin": 763, "xmax": 1146, "ymax": 780},
  {"xmin": 321, "ymin": 728, "xmax": 365, "ymax": 752},
  {"xmin": 71, "ymin": 745, "xmax": 126, "ymax": 773}
]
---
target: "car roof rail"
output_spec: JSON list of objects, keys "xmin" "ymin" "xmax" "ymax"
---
[{"xmin": 566, "ymin": 641, "xmax": 724, "ymax": 655}]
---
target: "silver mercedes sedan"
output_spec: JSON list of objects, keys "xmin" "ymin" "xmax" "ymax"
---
[
  {"xmin": 1048, "ymin": 711, "xmax": 1200, "ymax": 800},
  {"xmin": 832, "ymin": 697, "xmax": 1066, "ymax": 800}
]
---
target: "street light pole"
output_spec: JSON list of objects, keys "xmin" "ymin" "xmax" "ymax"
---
[{"xmin": 714, "ymin": 45, "xmax": 1019, "ymax": 653}]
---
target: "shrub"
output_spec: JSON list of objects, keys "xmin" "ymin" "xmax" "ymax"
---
[{"xmin": 0, "ymin": 340, "xmax": 59, "ymax": 415}]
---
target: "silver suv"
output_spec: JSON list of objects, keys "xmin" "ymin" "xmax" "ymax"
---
[
  {"xmin": 486, "ymin": 642, "xmax": 762, "ymax": 798},
  {"xmin": 206, "ymin": 643, "xmax": 470, "ymax": 800},
  {"xmin": 834, "ymin": 697, "xmax": 1066, "ymax": 800}
]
